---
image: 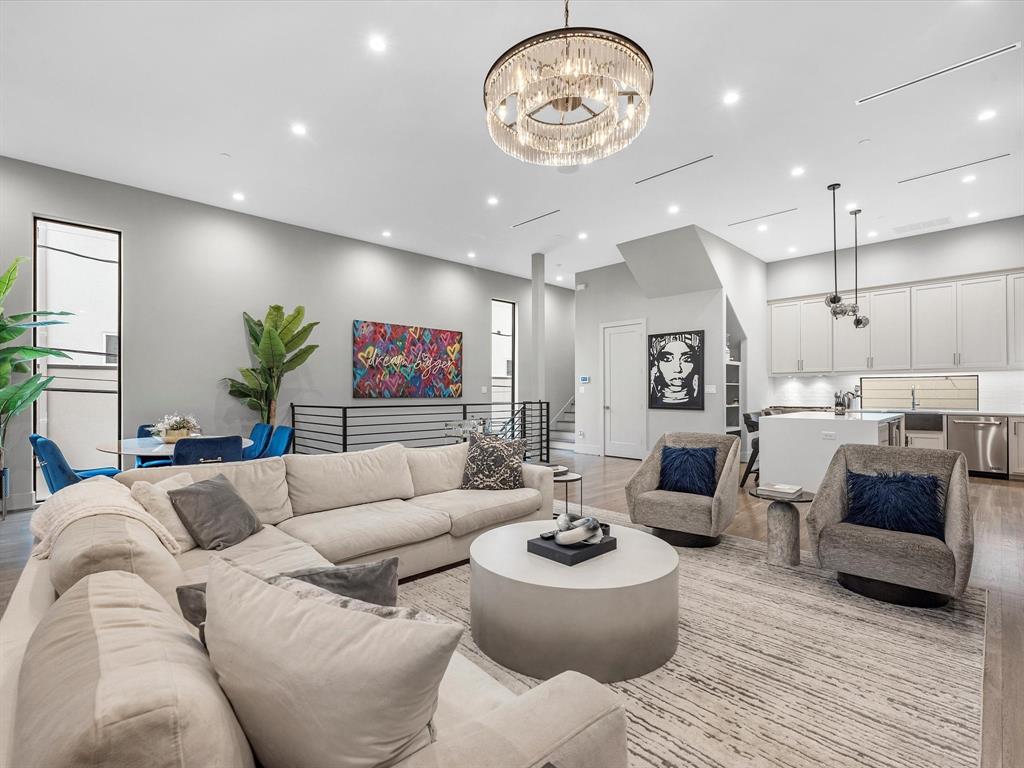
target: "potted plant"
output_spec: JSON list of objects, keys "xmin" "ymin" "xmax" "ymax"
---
[
  {"xmin": 149, "ymin": 413, "xmax": 201, "ymax": 443},
  {"xmin": 224, "ymin": 304, "xmax": 319, "ymax": 424},
  {"xmin": 0, "ymin": 257, "xmax": 71, "ymax": 517}
]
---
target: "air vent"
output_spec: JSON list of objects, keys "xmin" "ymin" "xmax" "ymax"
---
[
  {"xmin": 891, "ymin": 217, "xmax": 952, "ymax": 235},
  {"xmin": 897, "ymin": 153, "xmax": 1011, "ymax": 184},
  {"xmin": 634, "ymin": 154, "xmax": 714, "ymax": 185},
  {"xmin": 510, "ymin": 209, "xmax": 560, "ymax": 229},
  {"xmin": 856, "ymin": 42, "xmax": 1021, "ymax": 105},
  {"xmin": 727, "ymin": 208, "xmax": 798, "ymax": 227}
]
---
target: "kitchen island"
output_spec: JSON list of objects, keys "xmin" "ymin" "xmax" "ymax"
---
[{"xmin": 759, "ymin": 411, "xmax": 904, "ymax": 492}]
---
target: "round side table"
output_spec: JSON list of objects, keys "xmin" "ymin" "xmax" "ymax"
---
[
  {"xmin": 748, "ymin": 489, "xmax": 815, "ymax": 567},
  {"xmin": 553, "ymin": 472, "xmax": 583, "ymax": 517}
]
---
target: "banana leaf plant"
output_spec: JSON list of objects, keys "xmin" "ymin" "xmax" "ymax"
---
[
  {"xmin": 0, "ymin": 258, "xmax": 72, "ymax": 490},
  {"xmin": 223, "ymin": 305, "xmax": 319, "ymax": 424}
]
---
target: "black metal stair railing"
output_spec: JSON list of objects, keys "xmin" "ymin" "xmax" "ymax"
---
[{"xmin": 290, "ymin": 401, "xmax": 549, "ymax": 463}]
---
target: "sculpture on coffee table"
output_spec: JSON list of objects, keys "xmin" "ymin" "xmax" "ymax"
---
[{"xmin": 553, "ymin": 511, "xmax": 604, "ymax": 546}]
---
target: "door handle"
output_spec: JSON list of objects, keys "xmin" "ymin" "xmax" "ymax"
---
[
  {"xmin": 604, "ymin": 405, "xmax": 610, "ymax": 410},
  {"xmin": 951, "ymin": 419, "xmax": 1000, "ymax": 426}
]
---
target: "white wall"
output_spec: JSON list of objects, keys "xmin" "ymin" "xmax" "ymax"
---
[
  {"xmin": 0, "ymin": 156, "xmax": 575, "ymax": 508},
  {"xmin": 766, "ymin": 216, "xmax": 1024, "ymax": 301}
]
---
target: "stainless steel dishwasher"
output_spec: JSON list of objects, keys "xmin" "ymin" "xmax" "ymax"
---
[{"xmin": 946, "ymin": 415, "xmax": 1008, "ymax": 476}]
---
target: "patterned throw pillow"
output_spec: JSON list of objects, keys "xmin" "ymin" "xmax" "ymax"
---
[{"xmin": 461, "ymin": 432, "xmax": 526, "ymax": 490}]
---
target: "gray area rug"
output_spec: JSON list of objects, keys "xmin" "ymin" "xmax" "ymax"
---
[{"xmin": 400, "ymin": 505, "xmax": 985, "ymax": 768}]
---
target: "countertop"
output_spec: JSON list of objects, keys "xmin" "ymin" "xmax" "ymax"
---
[
  {"xmin": 852, "ymin": 409, "xmax": 1024, "ymax": 418},
  {"xmin": 763, "ymin": 411, "xmax": 903, "ymax": 422}
]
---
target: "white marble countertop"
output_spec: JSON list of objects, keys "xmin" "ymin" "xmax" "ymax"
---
[
  {"xmin": 852, "ymin": 408, "xmax": 1024, "ymax": 417},
  {"xmin": 763, "ymin": 411, "xmax": 903, "ymax": 422}
]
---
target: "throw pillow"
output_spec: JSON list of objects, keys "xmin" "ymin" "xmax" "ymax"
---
[
  {"xmin": 168, "ymin": 474, "xmax": 262, "ymax": 550},
  {"xmin": 461, "ymin": 432, "xmax": 525, "ymax": 490},
  {"xmin": 844, "ymin": 470, "xmax": 945, "ymax": 539},
  {"xmin": 130, "ymin": 472, "xmax": 197, "ymax": 551},
  {"xmin": 176, "ymin": 556, "xmax": 400, "ymax": 630},
  {"xmin": 658, "ymin": 446, "xmax": 718, "ymax": 497},
  {"xmin": 204, "ymin": 557, "xmax": 463, "ymax": 768}
]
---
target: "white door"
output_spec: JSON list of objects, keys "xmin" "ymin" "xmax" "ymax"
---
[
  {"xmin": 868, "ymin": 287, "xmax": 912, "ymax": 370},
  {"xmin": 770, "ymin": 302, "xmax": 801, "ymax": 373},
  {"xmin": 912, "ymin": 282, "xmax": 957, "ymax": 370},
  {"xmin": 1010, "ymin": 273, "xmax": 1024, "ymax": 368},
  {"xmin": 958, "ymin": 275, "xmax": 1007, "ymax": 368},
  {"xmin": 602, "ymin": 322, "xmax": 646, "ymax": 459},
  {"xmin": 1010, "ymin": 418, "xmax": 1024, "ymax": 476},
  {"xmin": 833, "ymin": 293, "xmax": 870, "ymax": 371},
  {"xmin": 799, "ymin": 299, "xmax": 832, "ymax": 373}
]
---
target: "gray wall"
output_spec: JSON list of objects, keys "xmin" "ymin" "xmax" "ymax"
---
[
  {"xmin": 766, "ymin": 216, "xmax": 1024, "ymax": 300},
  {"xmin": 0, "ymin": 157, "xmax": 574, "ymax": 507}
]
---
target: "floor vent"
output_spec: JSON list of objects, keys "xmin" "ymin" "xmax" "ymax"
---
[
  {"xmin": 897, "ymin": 153, "xmax": 1011, "ymax": 184},
  {"xmin": 510, "ymin": 209, "xmax": 560, "ymax": 228},
  {"xmin": 634, "ymin": 154, "xmax": 714, "ymax": 185},
  {"xmin": 727, "ymin": 207, "xmax": 798, "ymax": 227},
  {"xmin": 856, "ymin": 42, "xmax": 1021, "ymax": 105},
  {"xmin": 892, "ymin": 217, "xmax": 952, "ymax": 235}
]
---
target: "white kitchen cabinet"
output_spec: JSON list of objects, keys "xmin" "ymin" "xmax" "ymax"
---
[
  {"xmin": 1010, "ymin": 417, "xmax": 1024, "ymax": 477},
  {"xmin": 799, "ymin": 299, "xmax": 833, "ymax": 373},
  {"xmin": 868, "ymin": 287, "xmax": 912, "ymax": 370},
  {"xmin": 770, "ymin": 302, "xmax": 801, "ymax": 374},
  {"xmin": 833, "ymin": 293, "xmax": 870, "ymax": 372},
  {"xmin": 912, "ymin": 282, "xmax": 958, "ymax": 370},
  {"xmin": 906, "ymin": 431, "xmax": 945, "ymax": 450},
  {"xmin": 957, "ymin": 275, "xmax": 1007, "ymax": 368},
  {"xmin": 1007, "ymin": 273, "xmax": 1024, "ymax": 368}
]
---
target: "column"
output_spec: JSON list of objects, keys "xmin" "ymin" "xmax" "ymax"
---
[{"xmin": 531, "ymin": 252, "xmax": 546, "ymax": 401}]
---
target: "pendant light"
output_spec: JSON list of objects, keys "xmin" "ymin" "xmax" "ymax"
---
[
  {"xmin": 850, "ymin": 208, "xmax": 870, "ymax": 329},
  {"xmin": 823, "ymin": 183, "xmax": 851, "ymax": 318}
]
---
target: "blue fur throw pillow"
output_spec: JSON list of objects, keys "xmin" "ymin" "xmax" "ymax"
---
[
  {"xmin": 658, "ymin": 446, "xmax": 718, "ymax": 497},
  {"xmin": 844, "ymin": 470, "xmax": 944, "ymax": 540}
]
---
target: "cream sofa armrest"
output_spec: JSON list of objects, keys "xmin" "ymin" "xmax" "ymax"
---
[
  {"xmin": 521, "ymin": 463, "xmax": 554, "ymax": 518},
  {"xmin": 396, "ymin": 671, "xmax": 627, "ymax": 768}
]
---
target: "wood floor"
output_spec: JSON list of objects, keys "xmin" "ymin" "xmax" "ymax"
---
[{"xmin": 1, "ymin": 452, "xmax": 1020, "ymax": 766}]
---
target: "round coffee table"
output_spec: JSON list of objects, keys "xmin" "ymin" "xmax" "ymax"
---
[
  {"xmin": 470, "ymin": 520, "xmax": 679, "ymax": 683},
  {"xmin": 748, "ymin": 488, "xmax": 815, "ymax": 567}
]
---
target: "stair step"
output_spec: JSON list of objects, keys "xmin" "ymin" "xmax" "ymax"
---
[{"xmin": 551, "ymin": 430, "xmax": 576, "ymax": 443}]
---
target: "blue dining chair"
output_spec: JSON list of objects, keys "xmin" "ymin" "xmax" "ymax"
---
[
  {"xmin": 172, "ymin": 436, "xmax": 243, "ymax": 466},
  {"xmin": 260, "ymin": 425, "xmax": 294, "ymax": 457},
  {"xmin": 241, "ymin": 422, "xmax": 273, "ymax": 461},
  {"xmin": 136, "ymin": 424, "xmax": 173, "ymax": 469},
  {"xmin": 30, "ymin": 434, "xmax": 120, "ymax": 494}
]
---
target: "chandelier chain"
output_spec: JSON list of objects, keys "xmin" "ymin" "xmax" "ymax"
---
[{"xmin": 564, "ymin": 0, "xmax": 570, "ymax": 27}]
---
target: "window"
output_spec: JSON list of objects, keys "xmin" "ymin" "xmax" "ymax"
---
[{"xmin": 491, "ymin": 300, "xmax": 516, "ymax": 404}]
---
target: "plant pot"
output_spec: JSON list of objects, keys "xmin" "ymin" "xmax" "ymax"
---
[{"xmin": 160, "ymin": 429, "xmax": 192, "ymax": 444}]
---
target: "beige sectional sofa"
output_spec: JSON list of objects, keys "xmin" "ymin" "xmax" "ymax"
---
[{"xmin": 0, "ymin": 442, "xmax": 629, "ymax": 768}]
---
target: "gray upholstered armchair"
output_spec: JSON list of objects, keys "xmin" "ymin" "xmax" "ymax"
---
[
  {"xmin": 806, "ymin": 444, "xmax": 973, "ymax": 607},
  {"xmin": 625, "ymin": 432, "xmax": 741, "ymax": 547}
]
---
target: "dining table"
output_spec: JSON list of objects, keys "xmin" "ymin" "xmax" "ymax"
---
[{"xmin": 97, "ymin": 435, "xmax": 254, "ymax": 458}]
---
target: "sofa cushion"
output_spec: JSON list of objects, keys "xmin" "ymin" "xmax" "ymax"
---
[
  {"xmin": 845, "ymin": 470, "xmax": 944, "ymax": 540},
  {"xmin": 433, "ymin": 652, "xmax": 515, "ymax": 734},
  {"xmin": 819, "ymin": 521, "xmax": 955, "ymax": 594},
  {"xmin": 284, "ymin": 443, "xmax": 415, "ymax": 515},
  {"xmin": 461, "ymin": 433, "xmax": 525, "ymax": 490},
  {"xmin": 658, "ymin": 446, "xmax": 717, "ymax": 497},
  {"xmin": 278, "ymin": 499, "xmax": 451, "ymax": 563},
  {"xmin": 633, "ymin": 490, "xmax": 714, "ymax": 535},
  {"xmin": 117, "ymin": 456, "xmax": 294, "ymax": 525},
  {"xmin": 205, "ymin": 558, "xmax": 462, "ymax": 768},
  {"xmin": 48, "ymin": 514, "xmax": 185, "ymax": 605},
  {"xmin": 13, "ymin": 570, "xmax": 254, "ymax": 768},
  {"xmin": 174, "ymin": 525, "xmax": 330, "ymax": 583},
  {"xmin": 168, "ymin": 474, "xmax": 263, "ymax": 550},
  {"xmin": 412, "ymin": 488, "xmax": 542, "ymax": 537},
  {"xmin": 129, "ymin": 472, "xmax": 197, "ymax": 551},
  {"xmin": 406, "ymin": 442, "xmax": 468, "ymax": 496}
]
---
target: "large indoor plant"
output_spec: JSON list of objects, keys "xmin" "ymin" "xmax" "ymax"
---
[
  {"xmin": 224, "ymin": 304, "xmax": 319, "ymax": 424},
  {"xmin": 0, "ymin": 258, "xmax": 71, "ymax": 514}
]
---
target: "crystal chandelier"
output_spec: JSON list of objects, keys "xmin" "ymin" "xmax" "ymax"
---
[
  {"xmin": 483, "ymin": 0, "xmax": 654, "ymax": 167},
  {"xmin": 823, "ymin": 183, "xmax": 870, "ymax": 328}
]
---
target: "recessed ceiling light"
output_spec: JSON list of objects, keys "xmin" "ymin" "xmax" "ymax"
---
[
  {"xmin": 867, "ymin": 230, "xmax": 878, "ymax": 238},
  {"xmin": 757, "ymin": 223, "xmax": 768, "ymax": 232},
  {"xmin": 578, "ymin": 232, "xmax": 588, "ymax": 240},
  {"xmin": 790, "ymin": 166, "xmax": 805, "ymax": 177},
  {"xmin": 787, "ymin": 246, "xmax": 797, "ymax": 253},
  {"xmin": 722, "ymin": 90, "xmax": 740, "ymax": 105},
  {"xmin": 368, "ymin": 34, "xmax": 387, "ymax": 53},
  {"xmin": 467, "ymin": 252, "xmax": 476, "ymax": 259},
  {"xmin": 967, "ymin": 211, "xmax": 980, "ymax": 219},
  {"xmin": 962, "ymin": 174, "xmax": 976, "ymax": 183},
  {"xmin": 977, "ymin": 109, "xmax": 996, "ymax": 121},
  {"xmin": 381, "ymin": 230, "xmax": 392, "ymax": 237},
  {"xmin": 845, "ymin": 202, "xmax": 857, "ymax": 210},
  {"xmin": 487, "ymin": 196, "xmax": 499, "ymax": 206},
  {"xmin": 232, "ymin": 192, "xmax": 245, "ymax": 202},
  {"xmin": 556, "ymin": 275, "xmax": 564, "ymax": 281},
  {"xmin": 667, "ymin": 204, "xmax": 680, "ymax": 214},
  {"xmin": 290, "ymin": 122, "xmax": 307, "ymax": 136}
]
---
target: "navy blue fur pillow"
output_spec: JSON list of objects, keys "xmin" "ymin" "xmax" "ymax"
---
[
  {"xmin": 844, "ymin": 470, "xmax": 944, "ymax": 540},
  {"xmin": 658, "ymin": 446, "xmax": 717, "ymax": 497}
]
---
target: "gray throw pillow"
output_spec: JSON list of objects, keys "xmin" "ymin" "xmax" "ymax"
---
[
  {"xmin": 167, "ymin": 474, "xmax": 262, "ymax": 551},
  {"xmin": 176, "ymin": 556, "xmax": 400, "ymax": 631},
  {"xmin": 461, "ymin": 432, "xmax": 525, "ymax": 490}
]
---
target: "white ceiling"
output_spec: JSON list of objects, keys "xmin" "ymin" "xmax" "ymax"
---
[{"xmin": 2, "ymin": 1, "xmax": 1022, "ymax": 284}]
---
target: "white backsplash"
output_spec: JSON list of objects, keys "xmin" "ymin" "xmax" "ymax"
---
[{"xmin": 768, "ymin": 370, "xmax": 1024, "ymax": 413}]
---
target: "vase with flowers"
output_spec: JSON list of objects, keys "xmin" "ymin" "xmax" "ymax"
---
[{"xmin": 149, "ymin": 413, "xmax": 201, "ymax": 443}]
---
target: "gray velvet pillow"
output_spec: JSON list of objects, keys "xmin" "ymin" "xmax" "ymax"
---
[
  {"xmin": 176, "ymin": 556, "xmax": 400, "ymax": 631},
  {"xmin": 167, "ymin": 474, "xmax": 262, "ymax": 551}
]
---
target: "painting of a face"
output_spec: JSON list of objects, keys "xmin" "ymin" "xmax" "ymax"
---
[{"xmin": 648, "ymin": 330, "xmax": 704, "ymax": 410}]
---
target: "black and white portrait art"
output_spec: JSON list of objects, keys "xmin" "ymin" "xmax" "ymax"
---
[{"xmin": 648, "ymin": 330, "xmax": 704, "ymax": 410}]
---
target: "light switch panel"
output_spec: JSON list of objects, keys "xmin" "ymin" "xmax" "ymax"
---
[
  {"xmin": 480, "ymin": 385, "xmax": 488, "ymax": 394},
  {"xmin": 821, "ymin": 431, "xmax": 836, "ymax": 440},
  {"xmin": 706, "ymin": 384, "xmax": 717, "ymax": 394},
  {"xmin": 579, "ymin": 386, "xmax": 585, "ymax": 393}
]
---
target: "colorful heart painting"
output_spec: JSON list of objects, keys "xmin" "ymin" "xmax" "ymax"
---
[{"xmin": 352, "ymin": 320, "xmax": 463, "ymax": 398}]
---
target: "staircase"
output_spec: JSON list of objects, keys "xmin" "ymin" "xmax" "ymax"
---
[{"xmin": 550, "ymin": 397, "xmax": 576, "ymax": 451}]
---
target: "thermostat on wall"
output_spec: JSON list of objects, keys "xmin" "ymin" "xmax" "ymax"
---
[{"xmin": 579, "ymin": 375, "xmax": 591, "ymax": 384}]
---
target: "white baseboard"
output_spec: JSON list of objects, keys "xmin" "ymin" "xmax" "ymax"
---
[{"xmin": 573, "ymin": 442, "xmax": 603, "ymax": 456}]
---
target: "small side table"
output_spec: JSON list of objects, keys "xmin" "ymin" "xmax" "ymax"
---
[
  {"xmin": 748, "ymin": 489, "xmax": 815, "ymax": 567},
  {"xmin": 553, "ymin": 472, "xmax": 583, "ymax": 517}
]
